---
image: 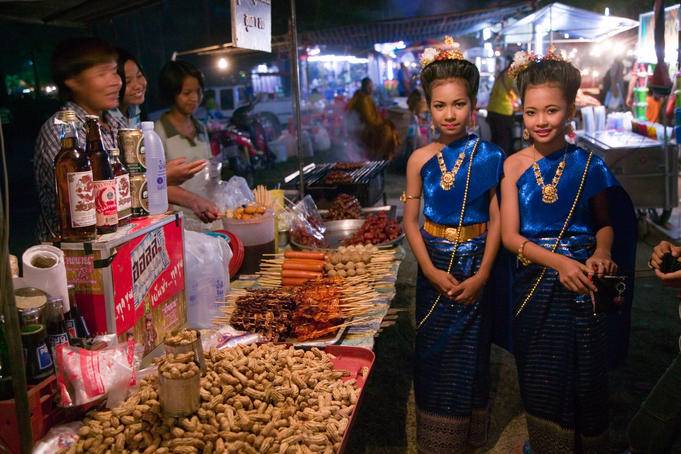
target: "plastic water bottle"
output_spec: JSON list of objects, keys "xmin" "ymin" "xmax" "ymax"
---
[{"xmin": 141, "ymin": 121, "xmax": 168, "ymax": 215}]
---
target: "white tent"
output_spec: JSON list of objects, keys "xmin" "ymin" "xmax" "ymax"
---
[{"xmin": 502, "ymin": 2, "xmax": 638, "ymax": 48}]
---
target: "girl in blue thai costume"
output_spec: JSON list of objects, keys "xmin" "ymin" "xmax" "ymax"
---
[
  {"xmin": 403, "ymin": 37, "xmax": 504, "ymax": 453},
  {"xmin": 499, "ymin": 50, "xmax": 636, "ymax": 453}
]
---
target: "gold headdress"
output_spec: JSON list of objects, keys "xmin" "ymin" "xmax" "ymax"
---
[
  {"xmin": 420, "ymin": 36, "xmax": 465, "ymax": 68},
  {"xmin": 508, "ymin": 45, "xmax": 570, "ymax": 80}
]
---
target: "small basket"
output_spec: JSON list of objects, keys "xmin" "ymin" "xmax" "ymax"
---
[
  {"xmin": 158, "ymin": 370, "xmax": 200, "ymax": 417},
  {"xmin": 163, "ymin": 329, "xmax": 206, "ymax": 372}
]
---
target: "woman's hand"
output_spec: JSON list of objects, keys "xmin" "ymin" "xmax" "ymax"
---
[
  {"xmin": 586, "ymin": 250, "xmax": 618, "ymax": 276},
  {"xmin": 189, "ymin": 195, "xmax": 220, "ymax": 223},
  {"xmin": 556, "ymin": 256, "xmax": 597, "ymax": 294},
  {"xmin": 453, "ymin": 273, "xmax": 486, "ymax": 305},
  {"xmin": 424, "ymin": 268, "xmax": 459, "ymax": 297},
  {"xmin": 166, "ymin": 158, "xmax": 207, "ymax": 186}
]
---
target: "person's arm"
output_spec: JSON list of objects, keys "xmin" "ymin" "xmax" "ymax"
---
[
  {"xmin": 452, "ymin": 187, "xmax": 501, "ymax": 304},
  {"xmin": 500, "ymin": 158, "xmax": 596, "ymax": 294},
  {"xmin": 166, "ymin": 158, "xmax": 207, "ymax": 186},
  {"xmin": 585, "ymin": 191, "xmax": 618, "ymax": 275},
  {"xmin": 403, "ymin": 148, "xmax": 459, "ymax": 296},
  {"xmin": 168, "ymin": 186, "xmax": 220, "ymax": 223}
]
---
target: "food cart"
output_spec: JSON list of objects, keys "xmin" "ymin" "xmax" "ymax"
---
[{"xmin": 577, "ymin": 130, "xmax": 679, "ymax": 224}]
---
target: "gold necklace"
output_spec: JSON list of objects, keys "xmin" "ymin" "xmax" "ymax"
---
[
  {"xmin": 437, "ymin": 139, "xmax": 472, "ymax": 191},
  {"xmin": 532, "ymin": 146, "xmax": 567, "ymax": 204}
]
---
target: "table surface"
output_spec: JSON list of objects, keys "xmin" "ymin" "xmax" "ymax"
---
[{"xmin": 578, "ymin": 130, "xmax": 665, "ymax": 150}]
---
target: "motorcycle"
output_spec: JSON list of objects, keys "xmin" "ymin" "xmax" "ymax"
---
[
  {"xmin": 231, "ymin": 101, "xmax": 277, "ymax": 169},
  {"xmin": 208, "ymin": 123, "xmax": 256, "ymax": 187}
]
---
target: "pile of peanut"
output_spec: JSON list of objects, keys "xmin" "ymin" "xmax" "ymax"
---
[
  {"xmin": 159, "ymin": 352, "xmax": 200, "ymax": 380},
  {"xmin": 64, "ymin": 344, "xmax": 358, "ymax": 454},
  {"xmin": 165, "ymin": 329, "xmax": 198, "ymax": 347}
]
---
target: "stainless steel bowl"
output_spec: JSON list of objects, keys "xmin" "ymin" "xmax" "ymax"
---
[{"xmin": 291, "ymin": 219, "xmax": 404, "ymax": 250}]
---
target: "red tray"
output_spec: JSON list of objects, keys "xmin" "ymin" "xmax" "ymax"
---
[{"xmin": 323, "ymin": 346, "xmax": 375, "ymax": 453}]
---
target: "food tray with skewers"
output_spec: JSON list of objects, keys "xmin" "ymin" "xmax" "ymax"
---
[{"xmin": 217, "ymin": 276, "xmax": 380, "ymax": 346}]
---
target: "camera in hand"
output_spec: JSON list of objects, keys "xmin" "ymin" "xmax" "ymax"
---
[
  {"xmin": 591, "ymin": 275, "xmax": 627, "ymax": 314},
  {"xmin": 661, "ymin": 252, "xmax": 681, "ymax": 274}
]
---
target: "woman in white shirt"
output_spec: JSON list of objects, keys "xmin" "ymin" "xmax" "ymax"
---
[{"xmin": 155, "ymin": 60, "xmax": 220, "ymax": 227}]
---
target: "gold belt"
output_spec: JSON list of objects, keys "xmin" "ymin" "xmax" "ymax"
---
[{"xmin": 423, "ymin": 220, "xmax": 487, "ymax": 242}]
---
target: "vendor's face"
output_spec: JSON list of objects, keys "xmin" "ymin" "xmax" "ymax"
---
[
  {"xmin": 174, "ymin": 76, "xmax": 203, "ymax": 116},
  {"xmin": 66, "ymin": 61, "xmax": 122, "ymax": 114},
  {"xmin": 122, "ymin": 60, "xmax": 147, "ymax": 107},
  {"xmin": 429, "ymin": 78, "xmax": 472, "ymax": 141},
  {"xmin": 522, "ymin": 83, "xmax": 574, "ymax": 147}
]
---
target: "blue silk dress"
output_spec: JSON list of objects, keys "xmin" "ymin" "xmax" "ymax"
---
[
  {"xmin": 510, "ymin": 145, "xmax": 636, "ymax": 453},
  {"xmin": 414, "ymin": 134, "xmax": 504, "ymax": 453}
]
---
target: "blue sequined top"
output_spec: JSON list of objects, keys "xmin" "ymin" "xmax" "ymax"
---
[
  {"xmin": 421, "ymin": 134, "xmax": 504, "ymax": 226},
  {"xmin": 516, "ymin": 145, "xmax": 620, "ymax": 239}
]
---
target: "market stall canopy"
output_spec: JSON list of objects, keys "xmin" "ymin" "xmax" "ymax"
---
[
  {"xmin": 502, "ymin": 2, "xmax": 638, "ymax": 44},
  {"xmin": 0, "ymin": 0, "xmax": 160, "ymax": 26},
  {"xmin": 303, "ymin": 3, "xmax": 531, "ymax": 49}
]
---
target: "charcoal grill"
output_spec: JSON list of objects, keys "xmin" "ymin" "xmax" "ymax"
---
[{"xmin": 282, "ymin": 161, "xmax": 389, "ymax": 208}]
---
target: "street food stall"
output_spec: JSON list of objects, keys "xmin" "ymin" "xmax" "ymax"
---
[{"xmin": 578, "ymin": 130, "xmax": 679, "ymax": 223}]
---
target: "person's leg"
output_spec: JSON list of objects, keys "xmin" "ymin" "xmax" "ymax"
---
[{"xmin": 628, "ymin": 353, "xmax": 681, "ymax": 453}]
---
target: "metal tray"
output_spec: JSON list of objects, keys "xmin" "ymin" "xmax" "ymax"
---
[
  {"xmin": 318, "ymin": 205, "xmax": 397, "ymax": 220},
  {"xmin": 291, "ymin": 219, "xmax": 405, "ymax": 251},
  {"xmin": 288, "ymin": 325, "xmax": 347, "ymax": 347}
]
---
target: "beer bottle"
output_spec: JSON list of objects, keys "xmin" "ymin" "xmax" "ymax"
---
[
  {"xmin": 67, "ymin": 283, "xmax": 90, "ymax": 338},
  {"xmin": 84, "ymin": 115, "xmax": 118, "ymax": 234},
  {"xmin": 53, "ymin": 110, "xmax": 96, "ymax": 242},
  {"xmin": 45, "ymin": 297, "xmax": 69, "ymax": 365},
  {"xmin": 109, "ymin": 148, "xmax": 132, "ymax": 226}
]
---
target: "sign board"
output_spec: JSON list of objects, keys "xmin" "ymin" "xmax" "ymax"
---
[{"xmin": 231, "ymin": 0, "xmax": 272, "ymax": 53}]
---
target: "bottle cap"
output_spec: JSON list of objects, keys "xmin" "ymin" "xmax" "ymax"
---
[
  {"xmin": 141, "ymin": 121, "xmax": 154, "ymax": 130},
  {"xmin": 56, "ymin": 110, "xmax": 77, "ymax": 123},
  {"xmin": 110, "ymin": 147, "xmax": 121, "ymax": 156}
]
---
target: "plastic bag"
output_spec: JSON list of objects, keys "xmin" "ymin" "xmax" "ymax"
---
[
  {"xmin": 201, "ymin": 326, "xmax": 263, "ymax": 350},
  {"xmin": 289, "ymin": 195, "xmax": 327, "ymax": 247},
  {"xmin": 221, "ymin": 176, "xmax": 255, "ymax": 210},
  {"xmin": 56, "ymin": 338, "xmax": 138, "ymax": 408},
  {"xmin": 184, "ymin": 230, "xmax": 232, "ymax": 328},
  {"xmin": 32, "ymin": 422, "xmax": 81, "ymax": 454}
]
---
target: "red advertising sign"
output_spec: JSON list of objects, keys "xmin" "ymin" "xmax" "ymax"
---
[{"xmin": 111, "ymin": 221, "xmax": 184, "ymax": 334}]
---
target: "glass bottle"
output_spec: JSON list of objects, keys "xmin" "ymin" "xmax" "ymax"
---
[
  {"xmin": 84, "ymin": 115, "xmax": 118, "ymax": 234},
  {"xmin": 53, "ymin": 109, "xmax": 96, "ymax": 242}
]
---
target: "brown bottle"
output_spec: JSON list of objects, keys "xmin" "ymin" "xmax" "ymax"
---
[
  {"xmin": 109, "ymin": 148, "xmax": 132, "ymax": 225},
  {"xmin": 53, "ymin": 110, "xmax": 97, "ymax": 242},
  {"xmin": 84, "ymin": 115, "xmax": 118, "ymax": 234}
]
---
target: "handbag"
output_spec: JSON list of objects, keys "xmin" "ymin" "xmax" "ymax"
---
[{"xmin": 590, "ymin": 275, "xmax": 628, "ymax": 314}]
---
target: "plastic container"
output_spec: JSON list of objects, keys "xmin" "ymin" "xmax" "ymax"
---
[
  {"xmin": 222, "ymin": 210, "xmax": 275, "ymax": 275},
  {"xmin": 141, "ymin": 121, "xmax": 168, "ymax": 215}
]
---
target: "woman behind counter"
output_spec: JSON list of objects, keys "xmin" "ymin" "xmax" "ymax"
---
[{"xmin": 155, "ymin": 60, "xmax": 220, "ymax": 228}]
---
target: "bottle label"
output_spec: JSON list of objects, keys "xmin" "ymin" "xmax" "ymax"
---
[
  {"xmin": 67, "ymin": 171, "xmax": 96, "ymax": 228},
  {"xmin": 94, "ymin": 179, "xmax": 118, "ymax": 227},
  {"xmin": 37, "ymin": 342, "xmax": 53, "ymax": 371},
  {"xmin": 65, "ymin": 318, "xmax": 77, "ymax": 338},
  {"xmin": 49, "ymin": 333, "xmax": 69, "ymax": 349},
  {"xmin": 116, "ymin": 174, "xmax": 132, "ymax": 220}
]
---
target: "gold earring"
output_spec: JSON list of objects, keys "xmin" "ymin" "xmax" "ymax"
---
[
  {"xmin": 431, "ymin": 123, "xmax": 436, "ymax": 133},
  {"xmin": 522, "ymin": 128, "xmax": 530, "ymax": 141}
]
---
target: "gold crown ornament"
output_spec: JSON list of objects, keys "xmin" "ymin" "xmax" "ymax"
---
[
  {"xmin": 508, "ymin": 45, "xmax": 570, "ymax": 80},
  {"xmin": 420, "ymin": 36, "xmax": 465, "ymax": 68}
]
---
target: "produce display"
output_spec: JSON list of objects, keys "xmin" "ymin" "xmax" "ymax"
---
[
  {"xmin": 68, "ymin": 343, "xmax": 359, "ymax": 454},
  {"xmin": 158, "ymin": 352, "xmax": 200, "ymax": 380},
  {"xmin": 343, "ymin": 212, "xmax": 402, "ymax": 246},
  {"xmin": 323, "ymin": 171, "xmax": 353, "ymax": 185},
  {"xmin": 333, "ymin": 162, "xmax": 365, "ymax": 171},
  {"xmin": 325, "ymin": 245, "xmax": 377, "ymax": 278},
  {"xmin": 165, "ymin": 329, "xmax": 199, "ymax": 346},
  {"xmin": 229, "ymin": 278, "xmax": 349, "ymax": 342},
  {"xmin": 325, "ymin": 194, "xmax": 362, "ymax": 221}
]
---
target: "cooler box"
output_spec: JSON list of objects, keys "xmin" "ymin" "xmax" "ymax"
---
[{"xmin": 55, "ymin": 213, "xmax": 186, "ymax": 357}]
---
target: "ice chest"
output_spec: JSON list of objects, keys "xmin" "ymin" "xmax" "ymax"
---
[{"xmin": 54, "ymin": 213, "xmax": 186, "ymax": 357}]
